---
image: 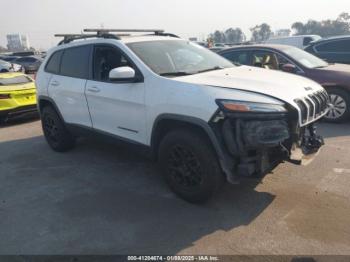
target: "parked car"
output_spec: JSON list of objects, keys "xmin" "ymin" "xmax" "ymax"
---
[
  {"xmin": 265, "ymin": 35, "xmax": 321, "ymax": 49},
  {"xmin": 209, "ymin": 47, "xmax": 226, "ymax": 53},
  {"xmin": 36, "ymin": 29, "xmax": 327, "ymax": 203},
  {"xmin": 218, "ymin": 44, "xmax": 350, "ymax": 122},
  {"xmin": 0, "ymin": 55, "xmax": 20, "ymax": 62},
  {"xmin": 194, "ymin": 41, "xmax": 208, "ymax": 48},
  {"xmin": 0, "ymin": 59, "xmax": 24, "ymax": 73},
  {"xmin": 213, "ymin": 43, "xmax": 226, "ymax": 48},
  {"xmin": 13, "ymin": 56, "xmax": 43, "ymax": 73},
  {"xmin": 305, "ymin": 35, "xmax": 350, "ymax": 64},
  {"xmin": 0, "ymin": 72, "xmax": 37, "ymax": 123}
]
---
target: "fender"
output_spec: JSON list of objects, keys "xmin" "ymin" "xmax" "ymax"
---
[
  {"xmin": 37, "ymin": 95, "xmax": 65, "ymax": 122},
  {"xmin": 151, "ymin": 114, "xmax": 236, "ymax": 182}
]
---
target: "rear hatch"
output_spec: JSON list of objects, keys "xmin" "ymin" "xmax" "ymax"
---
[{"xmin": 0, "ymin": 73, "xmax": 36, "ymax": 109}]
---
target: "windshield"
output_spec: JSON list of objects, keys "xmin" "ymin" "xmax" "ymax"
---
[
  {"xmin": 0, "ymin": 75, "xmax": 32, "ymax": 85},
  {"xmin": 283, "ymin": 47, "xmax": 328, "ymax": 69},
  {"xmin": 127, "ymin": 40, "xmax": 234, "ymax": 76}
]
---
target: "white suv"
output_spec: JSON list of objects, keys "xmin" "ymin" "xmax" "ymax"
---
[{"xmin": 36, "ymin": 29, "xmax": 328, "ymax": 203}]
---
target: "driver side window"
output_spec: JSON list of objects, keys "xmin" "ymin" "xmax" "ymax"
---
[
  {"xmin": 252, "ymin": 51, "xmax": 279, "ymax": 70},
  {"xmin": 93, "ymin": 45, "xmax": 133, "ymax": 82},
  {"xmin": 252, "ymin": 51, "xmax": 295, "ymax": 71}
]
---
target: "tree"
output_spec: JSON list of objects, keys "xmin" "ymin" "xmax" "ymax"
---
[
  {"xmin": 337, "ymin": 12, "xmax": 350, "ymax": 22},
  {"xmin": 292, "ymin": 13, "xmax": 350, "ymax": 37},
  {"xmin": 250, "ymin": 23, "xmax": 273, "ymax": 42},
  {"xmin": 225, "ymin": 28, "xmax": 246, "ymax": 44},
  {"xmin": 275, "ymin": 29, "xmax": 291, "ymax": 37},
  {"xmin": 212, "ymin": 30, "xmax": 226, "ymax": 43}
]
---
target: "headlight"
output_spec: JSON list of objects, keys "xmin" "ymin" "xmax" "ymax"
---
[{"xmin": 216, "ymin": 99, "xmax": 287, "ymax": 113}]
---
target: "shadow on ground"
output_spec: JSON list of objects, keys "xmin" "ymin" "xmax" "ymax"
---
[
  {"xmin": 0, "ymin": 135, "xmax": 275, "ymax": 254},
  {"xmin": 0, "ymin": 113, "xmax": 39, "ymax": 128}
]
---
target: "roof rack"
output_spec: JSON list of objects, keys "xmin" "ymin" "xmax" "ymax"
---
[
  {"xmin": 84, "ymin": 28, "xmax": 179, "ymax": 38},
  {"xmin": 84, "ymin": 28, "xmax": 164, "ymax": 34},
  {"xmin": 55, "ymin": 29, "xmax": 179, "ymax": 45}
]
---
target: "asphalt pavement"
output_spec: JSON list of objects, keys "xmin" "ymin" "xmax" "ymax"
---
[{"xmin": 0, "ymin": 116, "xmax": 350, "ymax": 255}]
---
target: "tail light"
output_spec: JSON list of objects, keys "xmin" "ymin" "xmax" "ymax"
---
[{"xmin": 0, "ymin": 94, "xmax": 10, "ymax": 99}]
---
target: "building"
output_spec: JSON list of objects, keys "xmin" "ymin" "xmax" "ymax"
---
[{"xmin": 6, "ymin": 34, "xmax": 30, "ymax": 51}]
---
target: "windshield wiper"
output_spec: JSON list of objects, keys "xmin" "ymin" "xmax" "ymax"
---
[
  {"xmin": 160, "ymin": 71, "xmax": 193, "ymax": 77},
  {"xmin": 196, "ymin": 66, "xmax": 225, "ymax": 74}
]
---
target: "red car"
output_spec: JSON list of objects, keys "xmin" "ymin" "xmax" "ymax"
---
[{"xmin": 219, "ymin": 44, "xmax": 350, "ymax": 122}]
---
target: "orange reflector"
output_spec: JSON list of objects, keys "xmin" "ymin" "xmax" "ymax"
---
[{"xmin": 223, "ymin": 103, "xmax": 250, "ymax": 112}]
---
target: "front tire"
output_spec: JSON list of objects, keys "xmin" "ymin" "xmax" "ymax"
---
[
  {"xmin": 324, "ymin": 88, "xmax": 350, "ymax": 123},
  {"xmin": 41, "ymin": 106, "xmax": 75, "ymax": 152},
  {"xmin": 158, "ymin": 129, "xmax": 224, "ymax": 203}
]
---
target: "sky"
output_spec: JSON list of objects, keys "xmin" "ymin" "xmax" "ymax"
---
[{"xmin": 1, "ymin": 0, "xmax": 349, "ymax": 50}]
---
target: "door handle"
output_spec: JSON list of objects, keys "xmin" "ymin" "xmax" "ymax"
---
[
  {"xmin": 87, "ymin": 86, "xmax": 101, "ymax": 93},
  {"xmin": 50, "ymin": 80, "xmax": 60, "ymax": 87}
]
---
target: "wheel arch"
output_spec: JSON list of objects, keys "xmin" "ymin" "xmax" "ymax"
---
[
  {"xmin": 37, "ymin": 95, "xmax": 65, "ymax": 121},
  {"xmin": 150, "ymin": 114, "xmax": 233, "ymax": 178}
]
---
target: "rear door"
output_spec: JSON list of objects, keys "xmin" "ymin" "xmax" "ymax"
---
[
  {"xmin": 85, "ymin": 44, "xmax": 146, "ymax": 144},
  {"xmin": 47, "ymin": 45, "xmax": 92, "ymax": 127}
]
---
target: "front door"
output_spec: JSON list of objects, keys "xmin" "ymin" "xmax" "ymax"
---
[{"xmin": 85, "ymin": 44, "xmax": 147, "ymax": 144}]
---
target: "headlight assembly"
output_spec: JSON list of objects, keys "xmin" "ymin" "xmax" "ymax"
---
[{"xmin": 216, "ymin": 99, "xmax": 287, "ymax": 113}]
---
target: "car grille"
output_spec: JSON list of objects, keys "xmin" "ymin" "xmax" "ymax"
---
[{"xmin": 295, "ymin": 90, "xmax": 329, "ymax": 125}]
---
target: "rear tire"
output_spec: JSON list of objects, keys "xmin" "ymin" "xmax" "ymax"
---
[
  {"xmin": 41, "ymin": 106, "xmax": 75, "ymax": 152},
  {"xmin": 158, "ymin": 129, "xmax": 224, "ymax": 203},
  {"xmin": 324, "ymin": 88, "xmax": 350, "ymax": 123}
]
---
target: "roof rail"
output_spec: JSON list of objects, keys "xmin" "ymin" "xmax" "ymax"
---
[{"xmin": 55, "ymin": 33, "xmax": 122, "ymax": 45}]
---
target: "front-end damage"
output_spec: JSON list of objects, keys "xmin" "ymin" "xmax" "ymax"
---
[{"xmin": 210, "ymin": 103, "xmax": 326, "ymax": 183}]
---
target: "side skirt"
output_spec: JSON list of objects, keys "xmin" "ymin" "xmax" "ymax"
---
[{"xmin": 66, "ymin": 123, "xmax": 154, "ymax": 159}]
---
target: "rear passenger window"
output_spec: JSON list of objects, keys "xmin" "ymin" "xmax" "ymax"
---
[
  {"xmin": 222, "ymin": 51, "xmax": 249, "ymax": 65},
  {"xmin": 316, "ymin": 40, "xmax": 350, "ymax": 52},
  {"xmin": 60, "ymin": 45, "xmax": 91, "ymax": 78},
  {"xmin": 45, "ymin": 51, "xmax": 63, "ymax": 74}
]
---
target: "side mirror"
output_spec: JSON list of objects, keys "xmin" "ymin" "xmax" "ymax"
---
[
  {"xmin": 109, "ymin": 66, "xmax": 135, "ymax": 81},
  {"xmin": 281, "ymin": 63, "xmax": 297, "ymax": 73}
]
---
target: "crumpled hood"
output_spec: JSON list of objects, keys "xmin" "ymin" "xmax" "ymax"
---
[{"xmin": 177, "ymin": 66, "xmax": 324, "ymax": 105}]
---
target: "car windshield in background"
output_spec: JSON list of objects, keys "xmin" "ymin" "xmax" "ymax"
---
[
  {"xmin": 284, "ymin": 47, "xmax": 328, "ymax": 69},
  {"xmin": 0, "ymin": 75, "xmax": 32, "ymax": 85},
  {"xmin": 127, "ymin": 40, "xmax": 234, "ymax": 76}
]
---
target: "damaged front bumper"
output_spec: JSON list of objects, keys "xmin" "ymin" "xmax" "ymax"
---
[
  {"xmin": 211, "ymin": 110, "xmax": 324, "ymax": 182},
  {"xmin": 289, "ymin": 124, "xmax": 324, "ymax": 165}
]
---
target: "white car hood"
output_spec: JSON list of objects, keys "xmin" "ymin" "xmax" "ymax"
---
[{"xmin": 177, "ymin": 66, "xmax": 324, "ymax": 105}]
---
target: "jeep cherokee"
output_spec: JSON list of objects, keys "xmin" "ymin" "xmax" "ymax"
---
[{"xmin": 35, "ymin": 29, "xmax": 328, "ymax": 203}]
